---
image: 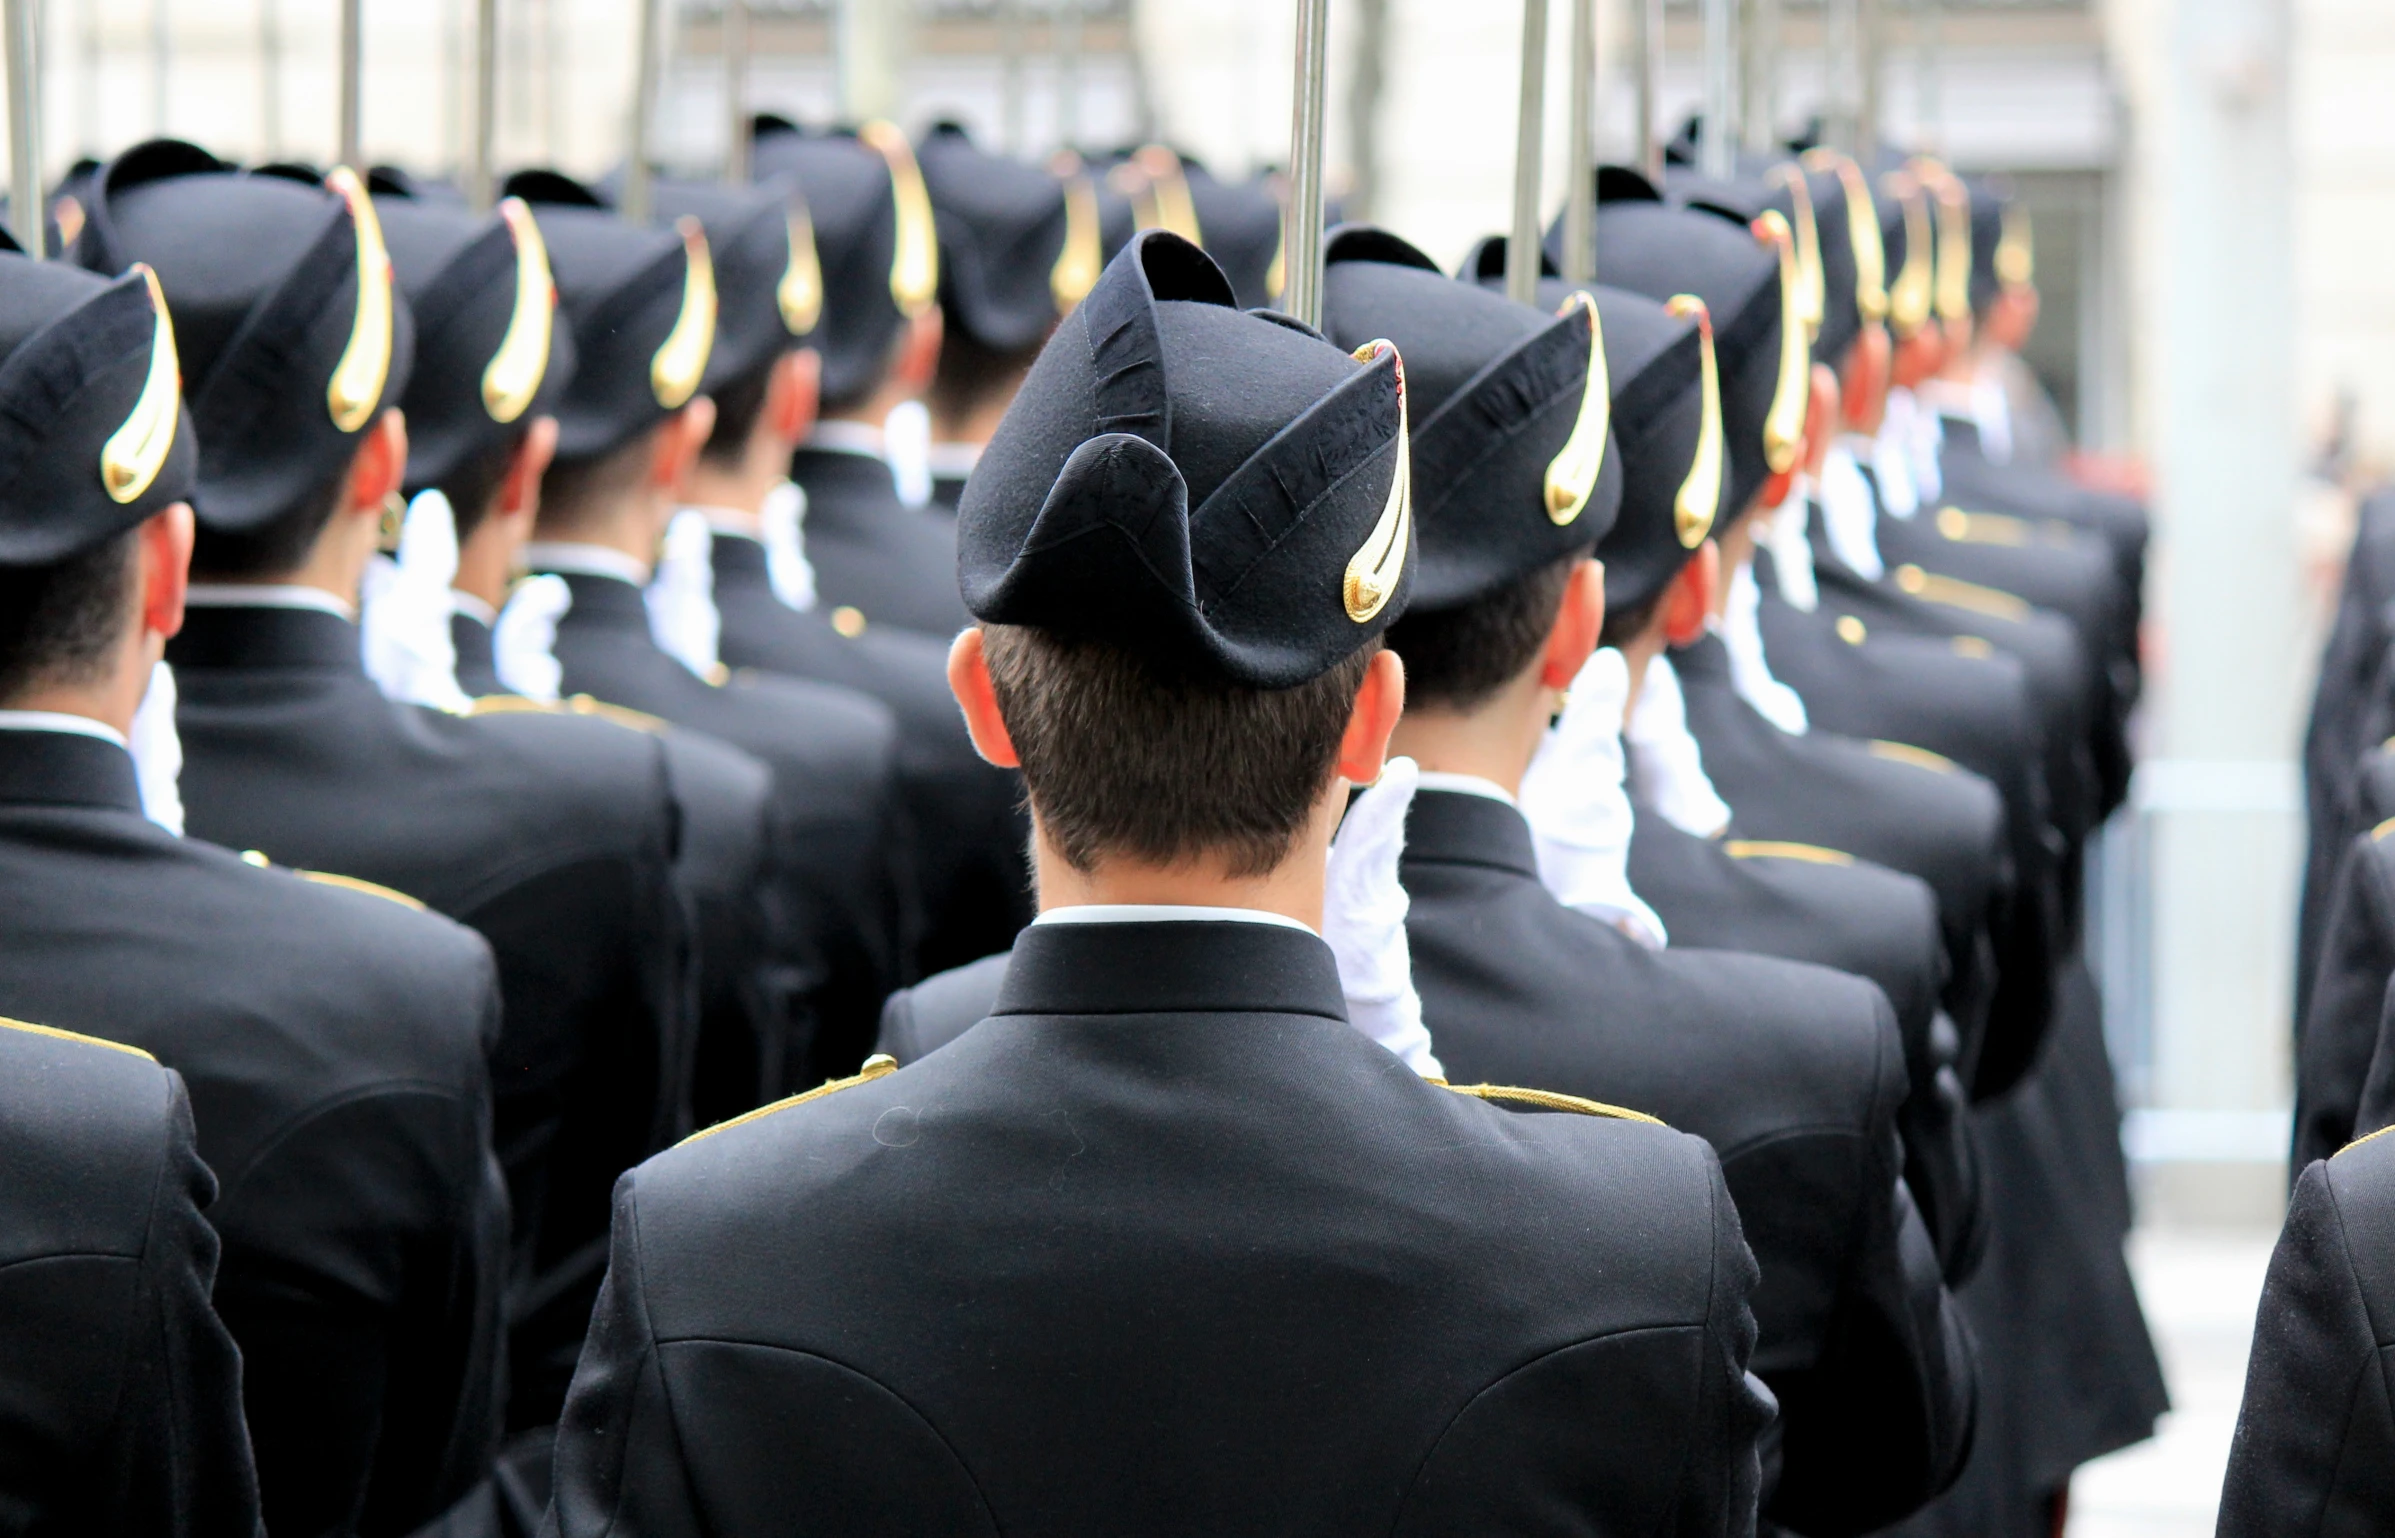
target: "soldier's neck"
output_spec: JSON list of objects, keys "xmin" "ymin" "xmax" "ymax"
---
[
  {"xmin": 2, "ymin": 628, "xmax": 158, "ymax": 739},
  {"xmin": 1389, "ymin": 670, "xmax": 1557, "ymax": 799},
  {"xmin": 532, "ymin": 492, "xmax": 669, "ymax": 575},
  {"xmin": 1027, "ymin": 800, "xmax": 1341, "ymax": 933}
]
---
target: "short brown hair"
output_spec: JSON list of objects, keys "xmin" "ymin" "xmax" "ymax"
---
[
  {"xmin": 0, "ymin": 530, "xmax": 138, "ymax": 704},
  {"xmin": 1388, "ymin": 554, "xmax": 1580, "ymax": 712},
  {"xmin": 982, "ymin": 624, "xmax": 1373, "ymax": 877}
]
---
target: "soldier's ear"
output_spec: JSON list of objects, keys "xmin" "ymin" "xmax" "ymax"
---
[
  {"xmin": 138, "ymin": 503, "xmax": 195, "ymax": 646},
  {"xmin": 1661, "ymin": 542, "xmax": 1717, "ymax": 648},
  {"xmin": 1539, "ymin": 558, "xmax": 1606, "ymax": 692},
  {"xmin": 1333, "ymin": 647, "xmax": 1407, "ymax": 789},
  {"xmin": 946, "ymin": 626, "xmax": 1022, "ymax": 770}
]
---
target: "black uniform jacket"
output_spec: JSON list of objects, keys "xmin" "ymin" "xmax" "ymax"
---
[
  {"xmin": 2297, "ymin": 818, "xmax": 2395, "ymax": 1169},
  {"xmin": 1627, "ymin": 807, "xmax": 1985, "ymax": 1281},
  {"xmin": 1668, "ymin": 633, "xmax": 2029, "ymax": 1096},
  {"xmin": 168, "ymin": 602, "xmax": 690, "ymax": 1434},
  {"xmin": 874, "ymin": 949, "xmax": 1014, "ymax": 1063},
  {"xmin": 536, "ymin": 567, "xmax": 914, "ymax": 1084},
  {"xmin": 2216, "ymin": 1125, "xmax": 2395, "ymax": 1537},
  {"xmin": 0, "ymin": 728, "xmax": 506, "ymax": 1538},
  {"xmin": 2301, "ymin": 490, "xmax": 2395, "ymax": 1028},
  {"xmin": 1399, "ymin": 789, "xmax": 1976, "ymax": 1536},
  {"xmin": 789, "ymin": 445, "xmax": 975, "ymax": 639},
  {"xmin": 709, "ymin": 530, "xmax": 1032, "ymax": 973},
  {"xmin": 0, "ymin": 1017, "xmax": 258, "ymax": 1538},
  {"xmin": 549, "ymin": 918, "xmax": 1775, "ymax": 1536},
  {"xmin": 1937, "ymin": 421, "xmax": 2150, "ymax": 620}
]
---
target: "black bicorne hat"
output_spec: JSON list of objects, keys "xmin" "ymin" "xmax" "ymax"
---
[
  {"xmin": 959, "ymin": 230, "xmax": 1412, "ymax": 688},
  {"xmin": 1966, "ymin": 174, "xmax": 2027, "ymax": 316},
  {"xmin": 1587, "ymin": 179, "xmax": 1799, "ymax": 522},
  {"xmin": 917, "ymin": 122, "xmax": 1105, "ymax": 355},
  {"xmin": 376, "ymin": 190, "xmax": 574, "ymax": 495},
  {"xmin": 504, "ymin": 168, "xmax": 714, "ymax": 463},
  {"xmin": 0, "ymin": 245, "xmax": 198, "ymax": 565},
  {"xmin": 1183, "ymin": 158, "xmax": 1286, "ymax": 312},
  {"xmin": 616, "ymin": 175, "xmax": 818, "ymax": 396},
  {"xmin": 1319, "ymin": 225, "xmax": 1618, "ymax": 614},
  {"xmin": 747, "ymin": 118, "xmax": 937, "ymax": 407},
  {"xmin": 72, "ymin": 139, "xmax": 415, "ymax": 534},
  {"xmin": 1797, "ymin": 148, "xmax": 1891, "ymax": 360}
]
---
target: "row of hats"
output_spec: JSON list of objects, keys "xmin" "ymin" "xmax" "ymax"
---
[{"xmin": 0, "ymin": 120, "xmax": 1292, "ymax": 567}]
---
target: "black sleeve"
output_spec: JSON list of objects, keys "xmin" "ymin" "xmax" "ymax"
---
[
  {"xmin": 1769, "ymin": 1003, "xmax": 1978, "ymax": 1537},
  {"xmin": 2296, "ymin": 835, "xmax": 2395, "ymax": 1169},
  {"xmin": 2216, "ymin": 1158, "xmax": 2395, "ymax": 1537},
  {"xmin": 103, "ymin": 1071, "xmax": 263, "ymax": 1538},
  {"xmin": 1898, "ymin": 1007, "xmax": 1988, "ymax": 1284}
]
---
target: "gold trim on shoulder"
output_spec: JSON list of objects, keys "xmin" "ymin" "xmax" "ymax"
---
[
  {"xmin": 101, "ymin": 265, "xmax": 182, "ymax": 505},
  {"xmin": 1766, "ymin": 166, "xmax": 1825, "ymax": 342},
  {"xmin": 1544, "ymin": 290, "xmax": 1610, "ymax": 526},
  {"xmin": 1051, "ymin": 174, "xmax": 1103, "ymax": 314},
  {"xmin": 1441, "ymin": 1081, "xmax": 1665, "ymax": 1125},
  {"xmin": 1996, "ymin": 203, "xmax": 2035, "ymax": 288},
  {"xmin": 1750, "ymin": 211, "xmax": 1810, "ymax": 476},
  {"xmin": 465, "ymin": 693, "xmax": 554, "ymax": 717},
  {"xmin": 2339, "ymin": 1121, "xmax": 2395, "ymax": 1158},
  {"xmin": 1893, "ymin": 562, "xmax": 2030, "ymax": 620},
  {"xmin": 1724, "ymin": 839, "xmax": 1854, "ymax": 866},
  {"xmin": 680, "ymin": 1053, "xmax": 900, "ymax": 1146},
  {"xmin": 1867, "ymin": 739, "xmax": 1958, "ymax": 775},
  {"xmin": 1835, "ymin": 614, "xmax": 1867, "ymax": 645},
  {"xmin": 1936, "ymin": 505, "xmax": 2035, "ymax": 546},
  {"xmin": 483, "ymin": 198, "xmax": 555, "ymax": 425},
  {"xmin": 2372, "ymin": 815, "xmax": 2395, "ymax": 844},
  {"xmin": 651, "ymin": 217, "xmax": 717, "ymax": 410},
  {"xmin": 858, "ymin": 120, "xmax": 939, "ymax": 319},
  {"xmin": 781, "ymin": 203, "xmax": 825, "ymax": 335},
  {"xmin": 568, "ymin": 693, "xmax": 669, "ymax": 732},
  {"xmin": 1663, "ymin": 295, "xmax": 1722, "ymax": 548},
  {"xmin": 1950, "ymin": 634, "xmax": 1993, "ymax": 659},
  {"xmin": 1342, "ymin": 340, "xmax": 1411, "ymax": 624},
  {"xmin": 0, "ymin": 1014, "xmax": 156, "ymax": 1062},
  {"xmin": 297, "ymin": 868, "xmax": 429, "ymax": 910},
  {"xmin": 1804, "ymin": 149, "xmax": 1887, "ymax": 324},
  {"xmin": 1884, "ymin": 173, "xmax": 1933, "ymax": 339},
  {"xmin": 324, "ymin": 166, "xmax": 395, "ymax": 433}
]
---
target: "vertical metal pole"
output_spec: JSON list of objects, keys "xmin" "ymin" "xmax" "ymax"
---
[
  {"xmin": 624, "ymin": 0, "xmax": 661, "ymax": 221},
  {"xmin": 150, "ymin": 0, "xmax": 168, "ymax": 138},
  {"xmin": 1282, "ymin": 0, "xmax": 1330, "ymax": 328},
  {"xmin": 1560, "ymin": 0, "xmax": 1594, "ymax": 283},
  {"xmin": 722, "ymin": 0, "xmax": 747, "ymax": 183},
  {"xmin": 1741, "ymin": 0, "xmax": 1777, "ymax": 154},
  {"xmin": 1344, "ymin": 0, "xmax": 1389, "ymax": 224},
  {"xmin": 1823, "ymin": 0, "xmax": 1857, "ymax": 153},
  {"xmin": 1636, "ymin": 0, "xmax": 1661, "ymax": 179},
  {"xmin": 469, "ymin": 0, "xmax": 497, "ymax": 208},
  {"xmin": 1915, "ymin": 0, "xmax": 1941, "ymax": 153},
  {"xmin": 1701, "ymin": 0, "xmax": 1733, "ymax": 177},
  {"xmin": 337, "ymin": 0, "xmax": 362, "ymax": 168},
  {"xmin": 260, "ymin": 0, "xmax": 282, "ymax": 160},
  {"xmin": 1056, "ymin": 0, "xmax": 1081, "ymax": 152},
  {"xmin": 1505, "ymin": 0, "xmax": 1548, "ymax": 305},
  {"xmin": 999, "ymin": 0, "xmax": 1025, "ymax": 155},
  {"xmin": 5, "ymin": 0, "xmax": 40, "ymax": 258},
  {"xmin": 1856, "ymin": 0, "xmax": 1880, "ymax": 162}
]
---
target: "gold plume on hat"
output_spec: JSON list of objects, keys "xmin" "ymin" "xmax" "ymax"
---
[
  {"xmin": 651, "ymin": 217, "xmax": 717, "ymax": 410},
  {"xmin": 1883, "ymin": 171, "xmax": 1933, "ymax": 338},
  {"xmin": 1803, "ymin": 148, "xmax": 1888, "ymax": 324},
  {"xmin": 1996, "ymin": 203, "xmax": 2035, "ymax": 288},
  {"xmin": 1544, "ymin": 290, "xmax": 1610, "ymax": 527},
  {"xmin": 482, "ymin": 198, "xmax": 554, "ymax": 425},
  {"xmin": 1343, "ymin": 340, "xmax": 1411, "ymax": 624},
  {"xmin": 100, "ymin": 265, "xmax": 181, "ymax": 505},
  {"xmin": 1751, "ymin": 210, "xmax": 1810, "ymax": 477},
  {"xmin": 1051, "ymin": 173, "xmax": 1103, "ymax": 314},
  {"xmin": 323, "ymin": 166, "xmax": 394, "ymax": 433},
  {"xmin": 1916, "ymin": 161, "xmax": 1972, "ymax": 325},
  {"xmin": 1664, "ymin": 295, "xmax": 1723, "ymax": 549},
  {"xmin": 780, "ymin": 200, "xmax": 825, "ymax": 335},
  {"xmin": 1119, "ymin": 144, "xmax": 1203, "ymax": 245},
  {"xmin": 1766, "ymin": 165, "xmax": 1825, "ymax": 343},
  {"xmin": 858, "ymin": 120, "xmax": 939, "ymax": 319}
]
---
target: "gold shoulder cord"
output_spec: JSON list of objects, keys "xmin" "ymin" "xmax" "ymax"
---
[
  {"xmin": 1437, "ymin": 1081, "xmax": 1664, "ymax": 1125},
  {"xmin": 0, "ymin": 1015, "xmax": 156, "ymax": 1062},
  {"xmin": 2340, "ymin": 1122, "xmax": 2395, "ymax": 1158},
  {"xmin": 680, "ymin": 1054, "xmax": 900, "ymax": 1146},
  {"xmin": 1867, "ymin": 739, "xmax": 1958, "ymax": 775},
  {"xmin": 1892, "ymin": 563, "xmax": 2031, "ymax": 621},
  {"xmin": 296, "ymin": 869, "xmax": 429, "ymax": 910},
  {"xmin": 1723, "ymin": 839, "xmax": 1854, "ymax": 867}
]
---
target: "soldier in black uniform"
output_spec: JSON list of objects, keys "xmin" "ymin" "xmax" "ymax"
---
[
  {"xmin": 0, "ymin": 1020, "xmax": 258, "ymax": 1538},
  {"xmin": 549, "ymin": 228, "xmax": 1773, "ymax": 1534},
  {"xmin": 640, "ymin": 171, "xmax": 1034, "ymax": 973},
  {"xmin": 507, "ymin": 168, "xmax": 915, "ymax": 1084},
  {"xmin": 1313, "ymin": 226, "xmax": 1974, "ymax": 1533},
  {"xmin": 2216, "ymin": 1125, "xmax": 2395, "ymax": 1534},
  {"xmin": 0, "ymin": 243, "xmax": 507, "ymax": 1536},
  {"xmin": 750, "ymin": 118, "xmax": 973, "ymax": 638},
  {"xmin": 67, "ymin": 140, "xmax": 693, "ymax": 1450}
]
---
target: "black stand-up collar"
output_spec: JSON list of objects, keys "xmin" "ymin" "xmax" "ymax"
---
[
  {"xmin": 1670, "ymin": 630, "xmax": 1735, "ymax": 682},
  {"xmin": 0, "ymin": 728, "xmax": 145, "ymax": 816},
  {"xmin": 791, "ymin": 446, "xmax": 897, "ymax": 509},
  {"xmin": 1401, "ymin": 788, "xmax": 1544, "ymax": 881},
  {"xmin": 166, "ymin": 605, "xmax": 364, "ymax": 674},
  {"xmin": 708, "ymin": 531, "xmax": 772, "ymax": 589},
  {"xmin": 539, "ymin": 571, "xmax": 651, "ymax": 631},
  {"xmin": 994, "ymin": 919, "xmax": 1347, "ymax": 1023}
]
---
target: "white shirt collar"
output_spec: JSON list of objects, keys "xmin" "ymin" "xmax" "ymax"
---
[
  {"xmin": 682, "ymin": 504, "xmax": 763, "ymax": 540},
  {"xmin": 1413, "ymin": 770, "xmax": 1520, "ymax": 808},
  {"xmin": 927, "ymin": 441, "xmax": 984, "ymax": 477},
  {"xmin": 183, "ymin": 583, "xmax": 357, "ymax": 621},
  {"xmin": 1032, "ymin": 902, "xmax": 1320, "ymax": 938},
  {"xmin": 449, "ymin": 589, "xmax": 498, "ymax": 626},
  {"xmin": 807, "ymin": 420, "xmax": 888, "ymax": 459},
  {"xmin": 521, "ymin": 542, "xmax": 651, "ymax": 586},
  {"xmin": 0, "ymin": 710, "xmax": 128, "ymax": 749}
]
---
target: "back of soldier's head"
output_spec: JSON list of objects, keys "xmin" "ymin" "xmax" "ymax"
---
[
  {"xmin": 957, "ymin": 231, "xmax": 1412, "ymax": 876},
  {"xmin": 0, "ymin": 243, "xmax": 196, "ymax": 702}
]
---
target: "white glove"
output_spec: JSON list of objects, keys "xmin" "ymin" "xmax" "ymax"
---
[
  {"xmin": 358, "ymin": 489, "xmax": 472, "ymax": 714},
  {"xmin": 1760, "ymin": 481, "xmax": 1820, "ymax": 610},
  {"xmin": 758, "ymin": 480, "xmax": 819, "ymax": 612},
  {"xmin": 1874, "ymin": 389, "xmax": 1923, "ymax": 519},
  {"xmin": 1818, "ymin": 438, "xmax": 1885, "ymax": 579},
  {"xmin": 1323, "ymin": 755, "xmax": 1442, "ymax": 1078},
  {"xmin": 1517, "ymin": 648, "xmax": 1668, "ymax": 948},
  {"xmin": 646, "ymin": 509, "xmax": 722, "ymax": 682},
  {"xmin": 493, "ymin": 573, "xmax": 571, "ymax": 703},
  {"xmin": 1721, "ymin": 562, "xmax": 1809, "ymax": 735},
  {"xmin": 1625, "ymin": 655, "xmax": 1734, "ymax": 838},
  {"xmin": 128, "ymin": 659, "xmax": 184, "ymax": 837},
  {"xmin": 884, "ymin": 399, "xmax": 934, "ymax": 509}
]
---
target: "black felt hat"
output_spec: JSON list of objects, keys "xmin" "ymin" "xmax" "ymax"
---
[
  {"xmin": 747, "ymin": 118, "xmax": 937, "ymax": 407},
  {"xmin": 71, "ymin": 139, "xmax": 414, "ymax": 534},
  {"xmin": 1967, "ymin": 174, "xmax": 2028, "ymax": 316},
  {"xmin": 503, "ymin": 168, "xmax": 714, "ymax": 463},
  {"xmin": 1319, "ymin": 226, "xmax": 1617, "ymax": 613},
  {"xmin": 1184, "ymin": 159, "xmax": 1285, "ymax": 312},
  {"xmin": 959, "ymin": 230, "xmax": 1412, "ymax": 688},
  {"xmin": 618, "ymin": 176, "xmax": 816, "ymax": 396},
  {"xmin": 1586, "ymin": 178, "xmax": 1799, "ymax": 521},
  {"xmin": 1797, "ymin": 148, "xmax": 1889, "ymax": 357},
  {"xmin": 0, "ymin": 244, "xmax": 198, "ymax": 565},
  {"xmin": 375, "ymin": 191, "xmax": 575, "ymax": 495},
  {"xmin": 917, "ymin": 123, "xmax": 1103, "ymax": 355}
]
